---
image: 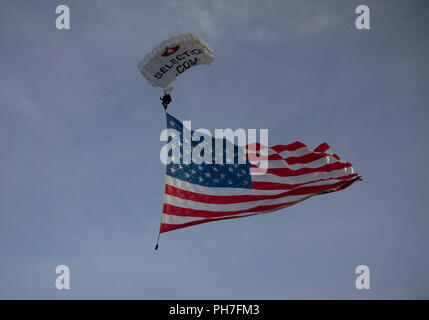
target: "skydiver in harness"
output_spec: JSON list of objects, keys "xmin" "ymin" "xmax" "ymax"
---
[
  {"xmin": 160, "ymin": 93, "xmax": 172, "ymax": 110},
  {"xmin": 160, "ymin": 86, "xmax": 173, "ymax": 110}
]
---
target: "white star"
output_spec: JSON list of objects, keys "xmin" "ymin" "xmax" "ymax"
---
[
  {"xmin": 228, "ymin": 180, "xmax": 233, "ymax": 185},
  {"xmin": 243, "ymin": 180, "xmax": 248, "ymax": 185},
  {"xmin": 236, "ymin": 173, "xmax": 241, "ymax": 178},
  {"xmin": 220, "ymin": 173, "xmax": 225, "ymax": 179},
  {"xmin": 198, "ymin": 165, "xmax": 203, "ymax": 171},
  {"xmin": 205, "ymin": 172, "xmax": 211, "ymax": 178},
  {"xmin": 198, "ymin": 176, "xmax": 204, "ymax": 182},
  {"xmin": 190, "ymin": 169, "xmax": 196, "ymax": 175},
  {"xmin": 213, "ymin": 178, "xmax": 219, "ymax": 183},
  {"xmin": 170, "ymin": 167, "xmax": 176, "ymax": 173},
  {"xmin": 228, "ymin": 167, "xmax": 233, "ymax": 173},
  {"xmin": 184, "ymin": 172, "xmax": 190, "ymax": 178}
]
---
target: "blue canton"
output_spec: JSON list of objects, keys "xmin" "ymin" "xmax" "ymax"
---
[{"xmin": 165, "ymin": 113, "xmax": 252, "ymax": 189}]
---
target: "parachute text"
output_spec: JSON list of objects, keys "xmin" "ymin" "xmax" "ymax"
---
[{"xmin": 153, "ymin": 49, "xmax": 203, "ymax": 79}]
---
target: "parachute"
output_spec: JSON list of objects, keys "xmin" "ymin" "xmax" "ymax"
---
[{"xmin": 138, "ymin": 33, "xmax": 214, "ymax": 90}]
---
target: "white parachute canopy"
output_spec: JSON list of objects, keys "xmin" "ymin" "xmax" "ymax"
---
[{"xmin": 138, "ymin": 33, "xmax": 215, "ymax": 89}]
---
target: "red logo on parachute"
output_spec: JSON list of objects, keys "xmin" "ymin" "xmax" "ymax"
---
[{"xmin": 161, "ymin": 45, "xmax": 180, "ymax": 57}]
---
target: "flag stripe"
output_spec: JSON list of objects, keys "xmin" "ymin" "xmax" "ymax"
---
[
  {"xmin": 251, "ymin": 161, "xmax": 352, "ymax": 177},
  {"xmin": 251, "ymin": 167, "xmax": 354, "ymax": 185},
  {"xmin": 251, "ymin": 173, "xmax": 359, "ymax": 190},
  {"xmin": 246, "ymin": 145, "xmax": 342, "ymax": 164},
  {"xmin": 261, "ymin": 155, "xmax": 340, "ymax": 169}
]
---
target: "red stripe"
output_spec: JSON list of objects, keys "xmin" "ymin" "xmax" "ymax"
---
[
  {"xmin": 285, "ymin": 152, "xmax": 328, "ymax": 165},
  {"xmin": 313, "ymin": 142, "xmax": 330, "ymax": 153},
  {"xmin": 160, "ymin": 213, "xmax": 259, "ymax": 233},
  {"xmin": 245, "ymin": 142, "xmax": 306, "ymax": 153},
  {"xmin": 249, "ymin": 152, "xmax": 331, "ymax": 165},
  {"xmin": 161, "ymin": 219, "xmax": 210, "ymax": 233},
  {"xmin": 270, "ymin": 141, "xmax": 306, "ymax": 153},
  {"xmin": 251, "ymin": 173, "xmax": 359, "ymax": 190},
  {"xmin": 313, "ymin": 143, "xmax": 341, "ymax": 160},
  {"xmin": 247, "ymin": 146, "xmax": 340, "ymax": 164}
]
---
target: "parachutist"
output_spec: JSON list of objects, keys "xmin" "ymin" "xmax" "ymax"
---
[{"xmin": 160, "ymin": 93, "xmax": 172, "ymax": 110}]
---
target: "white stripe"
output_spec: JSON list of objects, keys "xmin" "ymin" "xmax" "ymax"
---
[
  {"xmin": 251, "ymin": 167, "xmax": 354, "ymax": 184},
  {"xmin": 264, "ymin": 155, "xmax": 340, "ymax": 170},
  {"xmin": 161, "ymin": 214, "xmax": 204, "ymax": 224},
  {"xmin": 246, "ymin": 146, "xmax": 312, "ymax": 159},
  {"xmin": 324, "ymin": 147, "xmax": 334, "ymax": 155},
  {"xmin": 166, "ymin": 175, "xmax": 285, "ymax": 195},
  {"xmin": 278, "ymin": 146, "xmax": 314, "ymax": 158}
]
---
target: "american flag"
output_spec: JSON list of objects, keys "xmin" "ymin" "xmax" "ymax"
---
[{"xmin": 160, "ymin": 113, "xmax": 361, "ymax": 234}]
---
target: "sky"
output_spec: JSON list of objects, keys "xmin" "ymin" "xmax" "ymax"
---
[{"xmin": 0, "ymin": 0, "xmax": 428, "ymax": 299}]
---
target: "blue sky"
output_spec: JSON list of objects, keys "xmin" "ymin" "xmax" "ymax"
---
[{"xmin": 0, "ymin": 0, "xmax": 428, "ymax": 299}]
